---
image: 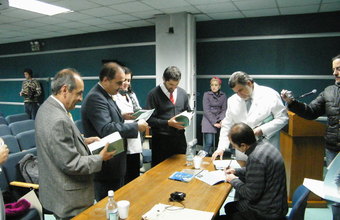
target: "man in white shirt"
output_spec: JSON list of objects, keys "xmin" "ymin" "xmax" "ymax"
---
[{"xmin": 212, "ymin": 71, "xmax": 288, "ymax": 165}]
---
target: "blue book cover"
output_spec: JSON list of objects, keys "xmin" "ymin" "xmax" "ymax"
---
[{"xmin": 169, "ymin": 172, "xmax": 194, "ymax": 183}]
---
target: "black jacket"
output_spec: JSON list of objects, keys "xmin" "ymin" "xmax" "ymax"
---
[{"xmin": 288, "ymin": 83, "xmax": 340, "ymax": 151}]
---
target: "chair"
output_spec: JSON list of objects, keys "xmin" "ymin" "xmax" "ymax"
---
[
  {"xmin": 286, "ymin": 185, "xmax": 310, "ymax": 220},
  {"xmin": 0, "ymin": 124, "xmax": 11, "ymax": 136},
  {"xmin": 74, "ymin": 120, "xmax": 84, "ymax": 134},
  {"xmin": 16, "ymin": 130, "xmax": 36, "ymax": 151},
  {"xmin": 9, "ymin": 120, "xmax": 35, "ymax": 136},
  {"xmin": 1, "ymin": 135, "xmax": 21, "ymax": 153},
  {"xmin": 0, "ymin": 117, "xmax": 8, "ymax": 125},
  {"xmin": 5, "ymin": 113, "xmax": 30, "ymax": 124}
]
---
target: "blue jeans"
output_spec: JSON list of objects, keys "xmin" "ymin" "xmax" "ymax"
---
[{"xmin": 203, "ymin": 133, "xmax": 215, "ymax": 155}]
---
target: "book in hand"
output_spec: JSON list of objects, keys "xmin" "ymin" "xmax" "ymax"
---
[
  {"xmin": 132, "ymin": 109, "xmax": 155, "ymax": 121},
  {"xmin": 195, "ymin": 170, "xmax": 226, "ymax": 185},
  {"xmin": 88, "ymin": 132, "xmax": 124, "ymax": 155},
  {"xmin": 174, "ymin": 111, "xmax": 194, "ymax": 127}
]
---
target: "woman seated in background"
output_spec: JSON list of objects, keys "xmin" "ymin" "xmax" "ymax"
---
[
  {"xmin": 114, "ymin": 66, "xmax": 143, "ymax": 184},
  {"xmin": 201, "ymin": 77, "xmax": 227, "ymax": 156}
]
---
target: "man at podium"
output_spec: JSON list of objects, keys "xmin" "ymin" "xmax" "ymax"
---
[
  {"xmin": 281, "ymin": 54, "xmax": 339, "ymax": 167},
  {"xmin": 281, "ymin": 54, "xmax": 340, "ymax": 220}
]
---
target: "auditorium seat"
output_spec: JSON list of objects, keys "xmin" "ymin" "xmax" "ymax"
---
[
  {"xmin": 9, "ymin": 120, "xmax": 35, "ymax": 136},
  {"xmin": 0, "ymin": 124, "xmax": 11, "ymax": 136},
  {"xmin": 1, "ymin": 135, "xmax": 21, "ymax": 153},
  {"xmin": 5, "ymin": 113, "xmax": 30, "ymax": 124},
  {"xmin": 16, "ymin": 130, "xmax": 36, "ymax": 151},
  {"xmin": 0, "ymin": 117, "xmax": 8, "ymax": 125}
]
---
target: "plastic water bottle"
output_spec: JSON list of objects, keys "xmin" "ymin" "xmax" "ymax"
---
[
  {"xmin": 186, "ymin": 146, "xmax": 194, "ymax": 166},
  {"xmin": 106, "ymin": 190, "xmax": 118, "ymax": 220}
]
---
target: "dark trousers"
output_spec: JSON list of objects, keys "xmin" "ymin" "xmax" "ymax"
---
[
  {"xmin": 151, "ymin": 132, "xmax": 187, "ymax": 167},
  {"xmin": 215, "ymin": 201, "xmax": 285, "ymax": 220},
  {"xmin": 125, "ymin": 153, "xmax": 141, "ymax": 184},
  {"xmin": 94, "ymin": 178, "xmax": 124, "ymax": 202},
  {"xmin": 24, "ymin": 102, "xmax": 39, "ymax": 119}
]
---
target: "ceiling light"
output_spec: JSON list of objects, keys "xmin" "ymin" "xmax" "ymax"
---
[{"xmin": 9, "ymin": 0, "xmax": 73, "ymax": 16}]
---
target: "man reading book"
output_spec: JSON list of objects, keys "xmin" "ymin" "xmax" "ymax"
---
[
  {"xmin": 146, "ymin": 66, "xmax": 191, "ymax": 167},
  {"xmin": 218, "ymin": 123, "xmax": 287, "ymax": 220}
]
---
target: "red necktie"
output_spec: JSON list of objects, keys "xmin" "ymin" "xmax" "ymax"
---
[{"xmin": 170, "ymin": 92, "xmax": 175, "ymax": 104}]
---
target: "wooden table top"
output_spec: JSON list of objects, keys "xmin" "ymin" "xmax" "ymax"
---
[{"xmin": 72, "ymin": 154, "xmax": 232, "ymax": 220}]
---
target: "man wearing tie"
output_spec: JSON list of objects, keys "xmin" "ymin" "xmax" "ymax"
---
[
  {"xmin": 35, "ymin": 69, "xmax": 115, "ymax": 219},
  {"xmin": 212, "ymin": 71, "xmax": 288, "ymax": 166},
  {"xmin": 81, "ymin": 62, "xmax": 148, "ymax": 201},
  {"xmin": 146, "ymin": 66, "xmax": 191, "ymax": 167}
]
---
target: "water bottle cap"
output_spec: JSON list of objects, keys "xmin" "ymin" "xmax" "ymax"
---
[{"xmin": 108, "ymin": 190, "xmax": 114, "ymax": 197}]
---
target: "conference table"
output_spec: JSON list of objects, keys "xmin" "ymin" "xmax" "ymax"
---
[{"xmin": 72, "ymin": 154, "xmax": 232, "ymax": 219}]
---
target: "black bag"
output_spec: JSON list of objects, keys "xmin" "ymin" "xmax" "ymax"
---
[{"xmin": 18, "ymin": 154, "xmax": 39, "ymax": 184}]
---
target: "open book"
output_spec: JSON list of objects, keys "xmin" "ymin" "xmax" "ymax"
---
[
  {"xmin": 195, "ymin": 170, "xmax": 226, "ymax": 186},
  {"xmin": 132, "ymin": 109, "xmax": 155, "ymax": 121},
  {"xmin": 174, "ymin": 111, "xmax": 194, "ymax": 127},
  {"xmin": 88, "ymin": 132, "xmax": 124, "ymax": 155}
]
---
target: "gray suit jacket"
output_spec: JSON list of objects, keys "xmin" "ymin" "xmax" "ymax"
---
[
  {"xmin": 35, "ymin": 96, "xmax": 103, "ymax": 218},
  {"xmin": 81, "ymin": 84, "xmax": 138, "ymax": 181}
]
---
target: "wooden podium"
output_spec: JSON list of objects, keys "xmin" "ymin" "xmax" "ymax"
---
[{"xmin": 280, "ymin": 111, "xmax": 327, "ymax": 207}]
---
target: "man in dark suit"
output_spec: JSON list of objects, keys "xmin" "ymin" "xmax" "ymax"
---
[
  {"xmin": 146, "ymin": 66, "xmax": 191, "ymax": 167},
  {"xmin": 35, "ymin": 68, "xmax": 115, "ymax": 219},
  {"xmin": 81, "ymin": 62, "xmax": 148, "ymax": 201}
]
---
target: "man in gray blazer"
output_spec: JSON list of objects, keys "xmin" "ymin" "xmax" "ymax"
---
[
  {"xmin": 35, "ymin": 68, "xmax": 115, "ymax": 219},
  {"xmin": 81, "ymin": 62, "xmax": 148, "ymax": 201}
]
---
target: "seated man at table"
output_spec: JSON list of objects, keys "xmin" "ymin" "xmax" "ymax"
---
[{"xmin": 219, "ymin": 122, "xmax": 287, "ymax": 220}]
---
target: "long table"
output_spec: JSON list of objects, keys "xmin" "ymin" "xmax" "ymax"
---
[{"xmin": 72, "ymin": 154, "xmax": 232, "ymax": 219}]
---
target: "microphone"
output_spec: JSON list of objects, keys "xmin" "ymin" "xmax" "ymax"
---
[{"xmin": 298, "ymin": 89, "xmax": 317, "ymax": 98}]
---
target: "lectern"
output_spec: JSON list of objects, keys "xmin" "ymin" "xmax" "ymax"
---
[{"xmin": 280, "ymin": 111, "xmax": 327, "ymax": 207}]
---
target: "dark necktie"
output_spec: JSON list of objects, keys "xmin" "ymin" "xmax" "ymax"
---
[{"xmin": 246, "ymin": 98, "xmax": 252, "ymax": 112}]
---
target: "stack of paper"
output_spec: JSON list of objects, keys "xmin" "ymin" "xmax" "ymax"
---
[
  {"xmin": 213, "ymin": 160, "xmax": 241, "ymax": 170},
  {"xmin": 142, "ymin": 203, "xmax": 213, "ymax": 220}
]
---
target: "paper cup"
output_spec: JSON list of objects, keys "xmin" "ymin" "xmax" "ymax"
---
[
  {"xmin": 117, "ymin": 200, "xmax": 130, "ymax": 219},
  {"xmin": 193, "ymin": 156, "xmax": 202, "ymax": 169}
]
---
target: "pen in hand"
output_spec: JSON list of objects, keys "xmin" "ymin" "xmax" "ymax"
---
[{"xmin": 226, "ymin": 159, "xmax": 233, "ymax": 169}]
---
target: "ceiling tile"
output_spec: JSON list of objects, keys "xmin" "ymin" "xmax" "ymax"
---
[
  {"xmin": 280, "ymin": 5, "xmax": 319, "ymax": 15},
  {"xmin": 78, "ymin": 17, "xmax": 112, "ymax": 25},
  {"xmin": 109, "ymin": 1, "xmax": 154, "ymax": 13},
  {"xmin": 160, "ymin": 5, "xmax": 201, "ymax": 14},
  {"xmin": 102, "ymin": 14, "xmax": 140, "ymax": 22},
  {"xmin": 0, "ymin": 9, "xmax": 44, "ymax": 19},
  {"xmin": 81, "ymin": 6, "xmax": 122, "ymax": 16},
  {"xmin": 141, "ymin": 0, "xmax": 190, "ymax": 9},
  {"xmin": 96, "ymin": 22, "xmax": 130, "ymax": 30},
  {"xmin": 195, "ymin": 2, "xmax": 238, "ymax": 13},
  {"xmin": 57, "ymin": 21, "xmax": 90, "ymax": 28},
  {"xmin": 123, "ymin": 20, "xmax": 154, "ymax": 28},
  {"xmin": 54, "ymin": 12, "xmax": 93, "ymax": 21},
  {"xmin": 54, "ymin": 0, "xmax": 101, "ymax": 10},
  {"xmin": 30, "ymin": 16, "xmax": 71, "ymax": 25},
  {"xmin": 276, "ymin": 0, "xmax": 321, "ymax": 8},
  {"xmin": 207, "ymin": 11, "xmax": 244, "ymax": 19},
  {"xmin": 132, "ymin": 9, "xmax": 162, "ymax": 19},
  {"xmin": 234, "ymin": 0, "xmax": 277, "ymax": 10},
  {"xmin": 243, "ymin": 8, "xmax": 280, "ymax": 17},
  {"xmin": 0, "ymin": 15, "xmax": 22, "ymax": 24},
  {"xmin": 320, "ymin": 2, "xmax": 340, "ymax": 12},
  {"xmin": 89, "ymin": 0, "xmax": 134, "ymax": 4},
  {"xmin": 186, "ymin": 0, "xmax": 231, "ymax": 4}
]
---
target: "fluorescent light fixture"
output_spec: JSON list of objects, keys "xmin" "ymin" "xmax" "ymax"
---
[{"xmin": 9, "ymin": 0, "xmax": 73, "ymax": 16}]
